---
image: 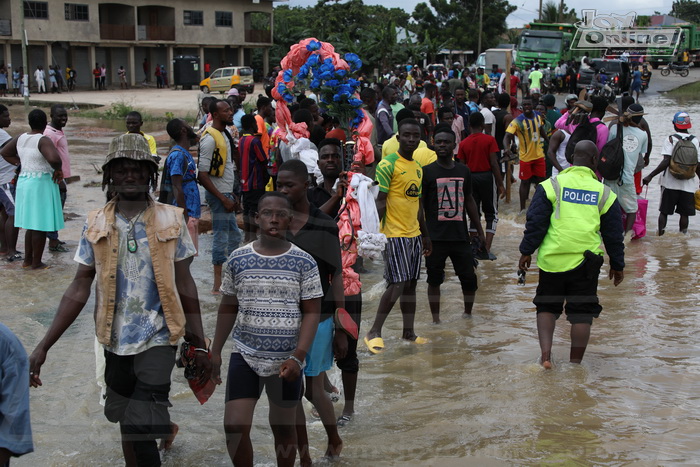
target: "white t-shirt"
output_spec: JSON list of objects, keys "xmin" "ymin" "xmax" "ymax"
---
[
  {"xmin": 480, "ymin": 107, "xmax": 496, "ymax": 137},
  {"xmin": 609, "ymin": 125, "xmax": 648, "ymax": 185},
  {"xmin": 0, "ymin": 129, "xmax": 15, "ymax": 185},
  {"xmin": 659, "ymin": 132, "xmax": 700, "ymax": 193}
]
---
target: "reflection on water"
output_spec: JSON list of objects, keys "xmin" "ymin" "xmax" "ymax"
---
[{"xmin": 2, "ymin": 96, "xmax": 700, "ymax": 466}]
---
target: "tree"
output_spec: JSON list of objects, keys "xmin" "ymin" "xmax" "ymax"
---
[
  {"xmin": 536, "ymin": 1, "xmax": 578, "ymax": 23},
  {"xmin": 271, "ymin": 0, "xmax": 411, "ymax": 71},
  {"xmin": 671, "ymin": 0, "xmax": 700, "ymax": 23},
  {"xmin": 411, "ymin": 0, "xmax": 516, "ymax": 57}
]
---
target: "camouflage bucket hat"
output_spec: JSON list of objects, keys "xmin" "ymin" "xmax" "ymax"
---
[{"xmin": 103, "ymin": 133, "xmax": 158, "ymax": 170}]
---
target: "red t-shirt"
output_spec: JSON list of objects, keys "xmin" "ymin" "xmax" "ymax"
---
[
  {"xmin": 457, "ymin": 132, "xmax": 499, "ymax": 173},
  {"xmin": 510, "ymin": 76, "xmax": 520, "ymax": 96},
  {"xmin": 421, "ymin": 97, "xmax": 435, "ymax": 125}
]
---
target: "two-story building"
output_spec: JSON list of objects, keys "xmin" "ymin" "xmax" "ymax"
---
[{"xmin": 0, "ymin": 0, "xmax": 278, "ymax": 88}]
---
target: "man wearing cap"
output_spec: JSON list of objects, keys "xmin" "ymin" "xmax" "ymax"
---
[
  {"xmin": 28, "ymin": 133, "xmax": 210, "ymax": 466},
  {"xmin": 561, "ymin": 94, "xmax": 578, "ymax": 115},
  {"xmin": 643, "ymin": 111, "xmax": 700, "ymax": 235},
  {"xmin": 605, "ymin": 103, "xmax": 648, "ymax": 237}
]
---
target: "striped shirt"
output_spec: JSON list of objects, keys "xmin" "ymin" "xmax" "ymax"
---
[
  {"xmin": 239, "ymin": 134, "xmax": 268, "ymax": 192},
  {"xmin": 505, "ymin": 113, "xmax": 546, "ymax": 162}
]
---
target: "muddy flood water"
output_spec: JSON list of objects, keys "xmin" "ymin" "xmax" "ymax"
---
[{"xmin": 2, "ymin": 91, "xmax": 700, "ymax": 466}]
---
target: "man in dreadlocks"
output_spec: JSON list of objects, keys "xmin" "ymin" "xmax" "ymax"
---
[{"xmin": 28, "ymin": 133, "xmax": 211, "ymax": 466}]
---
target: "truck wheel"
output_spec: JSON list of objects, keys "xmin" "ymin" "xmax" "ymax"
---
[
  {"xmin": 652, "ymin": 63, "xmax": 659, "ymax": 70},
  {"xmin": 200, "ymin": 85, "xmax": 209, "ymax": 93},
  {"xmin": 681, "ymin": 69, "xmax": 689, "ymax": 77},
  {"xmin": 660, "ymin": 68, "xmax": 670, "ymax": 76}
]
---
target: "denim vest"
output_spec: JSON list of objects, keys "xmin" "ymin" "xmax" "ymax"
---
[{"xmin": 86, "ymin": 198, "xmax": 187, "ymax": 346}]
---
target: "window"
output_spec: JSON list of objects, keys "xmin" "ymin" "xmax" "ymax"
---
[
  {"xmin": 215, "ymin": 11, "xmax": 232, "ymax": 27},
  {"xmin": 24, "ymin": 1, "xmax": 48, "ymax": 19},
  {"xmin": 210, "ymin": 69, "xmax": 222, "ymax": 79},
  {"xmin": 184, "ymin": 10, "xmax": 203, "ymax": 26},
  {"xmin": 64, "ymin": 3, "xmax": 88, "ymax": 21}
]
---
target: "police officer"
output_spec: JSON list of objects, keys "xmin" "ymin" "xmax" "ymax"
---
[{"xmin": 518, "ymin": 140, "xmax": 625, "ymax": 368}]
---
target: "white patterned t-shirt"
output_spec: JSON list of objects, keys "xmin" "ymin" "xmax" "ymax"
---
[{"xmin": 220, "ymin": 242, "xmax": 323, "ymax": 377}]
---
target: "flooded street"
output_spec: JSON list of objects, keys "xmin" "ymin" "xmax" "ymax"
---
[{"xmin": 2, "ymin": 83, "xmax": 700, "ymax": 466}]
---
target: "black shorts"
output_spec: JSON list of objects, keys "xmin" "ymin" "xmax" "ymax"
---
[
  {"xmin": 335, "ymin": 293, "xmax": 362, "ymax": 374},
  {"xmin": 659, "ymin": 187, "xmax": 696, "ymax": 216},
  {"xmin": 103, "ymin": 346, "xmax": 176, "ymax": 440},
  {"xmin": 425, "ymin": 241, "xmax": 477, "ymax": 293},
  {"xmin": 225, "ymin": 353, "xmax": 302, "ymax": 408},
  {"xmin": 470, "ymin": 171, "xmax": 499, "ymax": 233},
  {"xmin": 242, "ymin": 189, "xmax": 265, "ymax": 220},
  {"xmin": 533, "ymin": 263, "xmax": 601, "ymax": 325}
]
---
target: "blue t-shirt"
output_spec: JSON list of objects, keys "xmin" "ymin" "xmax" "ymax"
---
[
  {"xmin": 632, "ymin": 70, "xmax": 642, "ymax": 85},
  {"xmin": 220, "ymin": 243, "xmax": 323, "ymax": 377},
  {"xmin": 163, "ymin": 145, "xmax": 200, "ymax": 218},
  {"xmin": 75, "ymin": 211, "xmax": 196, "ymax": 355},
  {"xmin": 0, "ymin": 323, "xmax": 34, "ymax": 457},
  {"xmin": 0, "ymin": 72, "xmax": 7, "ymax": 85}
]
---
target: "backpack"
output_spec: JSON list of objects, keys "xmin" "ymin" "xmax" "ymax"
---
[
  {"xmin": 668, "ymin": 134, "xmax": 698, "ymax": 179},
  {"xmin": 565, "ymin": 120, "xmax": 602, "ymax": 163},
  {"xmin": 598, "ymin": 123, "xmax": 625, "ymax": 183},
  {"xmin": 158, "ymin": 148, "xmax": 190, "ymax": 204}
]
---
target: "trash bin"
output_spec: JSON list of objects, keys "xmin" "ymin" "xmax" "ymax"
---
[{"xmin": 173, "ymin": 55, "xmax": 200, "ymax": 90}]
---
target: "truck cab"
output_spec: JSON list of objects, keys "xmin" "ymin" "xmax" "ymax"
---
[{"xmin": 516, "ymin": 29, "xmax": 572, "ymax": 69}]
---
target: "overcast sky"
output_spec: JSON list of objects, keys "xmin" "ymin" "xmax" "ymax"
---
[{"xmin": 282, "ymin": 0, "xmax": 676, "ymax": 29}]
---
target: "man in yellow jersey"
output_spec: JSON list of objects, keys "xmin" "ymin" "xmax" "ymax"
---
[
  {"xmin": 364, "ymin": 118, "xmax": 432, "ymax": 354},
  {"xmin": 381, "ymin": 108, "xmax": 428, "ymax": 159},
  {"xmin": 125, "ymin": 111, "xmax": 160, "ymax": 163},
  {"xmin": 518, "ymin": 141, "xmax": 625, "ymax": 368},
  {"xmin": 503, "ymin": 97, "xmax": 548, "ymax": 211}
]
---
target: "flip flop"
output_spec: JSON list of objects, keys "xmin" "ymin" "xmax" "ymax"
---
[
  {"xmin": 363, "ymin": 336, "xmax": 385, "ymax": 354},
  {"xmin": 337, "ymin": 414, "xmax": 352, "ymax": 427},
  {"xmin": 6, "ymin": 253, "xmax": 22, "ymax": 262},
  {"xmin": 405, "ymin": 336, "xmax": 429, "ymax": 345}
]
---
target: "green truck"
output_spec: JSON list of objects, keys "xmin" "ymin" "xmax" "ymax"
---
[
  {"xmin": 646, "ymin": 23, "xmax": 700, "ymax": 68},
  {"xmin": 515, "ymin": 22, "xmax": 578, "ymax": 69}
]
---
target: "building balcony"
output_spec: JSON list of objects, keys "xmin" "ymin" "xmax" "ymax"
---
[
  {"xmin": 137, "ymin": 25, "xmax": 175, "ymax": 41},
  {"xmin": 100, "ymin": 23, "xmax": 135, "ymax": 41},
  {"xmin": 245, "ymin": 29, "xmax": 271, "ymax": 43}
]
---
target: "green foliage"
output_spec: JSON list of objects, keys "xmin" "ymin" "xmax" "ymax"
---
[
  {"xmin": 103, "ymin": 101, "xmax": 137, "ymax": 120},
  {"xmin": 671, "ymin": 0, "xmax": 700, "ymax": 23},
  {"xmin": 272, "ymin": 0, "xmax": 413, "ymax": 71},
  {"xmin": 536, "ymin": 1, "xmax": 578, "ymax": 23},
  {"xmin": 411, "ymin": 0, "xmax": 516, "ymax": 56}
]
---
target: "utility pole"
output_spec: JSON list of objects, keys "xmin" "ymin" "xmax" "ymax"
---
[
  {"xmin": 478, "ymin": 0, "xmax": 483, "ymax": 55},
  {"xmin": 558, "ymin": 0, "xmax": 564, "ymax": 22},
  {"xmin": 19, "ymin": 0, "xmax": 29, "ymax": 110},
  {"xmin": 538, "ymin": 0, "xmax": 543, "ymax": 21}
]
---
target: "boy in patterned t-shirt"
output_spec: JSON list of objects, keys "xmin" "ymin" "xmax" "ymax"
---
[
  {"xmin": 364, "ymin": 118, "xmax": 432, "ymax": 354},
  {"xmin": 211, "ymin": 192, "xmax": 323, "ymax": 466}
]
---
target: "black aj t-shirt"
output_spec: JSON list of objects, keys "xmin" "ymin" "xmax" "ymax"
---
[{"xmin": 422, "ymin": 162, "xmax": 472, "ymax": 242}]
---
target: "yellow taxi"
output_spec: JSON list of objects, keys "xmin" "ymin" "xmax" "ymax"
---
[{"xmin": 199, "ymin": 66, "xmax": 254, "ymax": 94}]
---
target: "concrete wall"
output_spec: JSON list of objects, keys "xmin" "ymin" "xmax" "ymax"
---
[{"xmin": 7, "ymin": 0, "xmax": 272, "ymax": 46}]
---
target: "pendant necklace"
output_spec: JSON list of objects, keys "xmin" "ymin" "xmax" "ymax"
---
[{"xmin": 119, "ymin": 206, "xmax": 148, "ymax": 253}]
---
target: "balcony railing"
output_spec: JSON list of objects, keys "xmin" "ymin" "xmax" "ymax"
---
[
  {"xmin": 100, "ymin": 24, "xmax": 135, "ymax": 41},
  {"xmin": 245, "ymin": 29, "xmax": 271, "ymax": 43},
  {"xmin": 138, "ymin": 25, "xmax": 175, "ymax": 41}
]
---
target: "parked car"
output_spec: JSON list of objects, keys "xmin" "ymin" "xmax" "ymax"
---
[
  {"xmin": 577, "ymin": 59, "xmax": 631, "ymax": 95},
  {"xmin": 199, "ymin": 66, "xmax": 254, "ymax": 94}
]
